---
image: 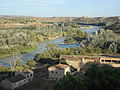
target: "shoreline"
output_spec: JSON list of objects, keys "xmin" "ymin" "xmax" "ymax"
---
[
  {"xmin": 80, "ymin": 26, "xmax": 93, "ymax": 29},
  {"xmin": 0, "ymin": 47, "xmax": 39, "ymax": 58},
  {"xmin": 0, "ymin": 26, "xmax": 95, "ymax": 59},
  {"xmin": 0, "ymin": 35, "xmax": 63, "ymax": 59}
]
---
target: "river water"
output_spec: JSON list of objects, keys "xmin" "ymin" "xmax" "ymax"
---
[{"xmin": 0, "ymin": 26, "xmax": 100, "ymax": 67}]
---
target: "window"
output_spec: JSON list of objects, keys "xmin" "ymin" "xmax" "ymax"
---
[
  {"xmin": 101, "ymin": 60, "xmax": 104, "ymax": 62},
  {"xmin": 29, "ymin": 79, "xmax": 31, "ymax": 82},
  {"xmin": 52, "ymin": 77, "xmax": 53, "ymax": 79},
  {"xmin": 27, "ymin": 75, "xmax": 29, "ymax": 78},
  {"xmin": 56, "ymin": 72, "xmax": 57, "ymax": 74},
  {"xmin": 112, "ymin": 60, "xmax": 118, "ymax": 63},
  {"xmin": 105, "ymin": 60, "xmax": 111, "ymax": 62},
  {"xmin": 56, "ymin": 78, "xmax": 57, "ymax": 80},
  {"xmin": 31, "ymin": 74, "xmax": 33, "ymax": 77},
  {"xmin": 20, "ymin": 82, "xmax": 21, "ymax": 86}
]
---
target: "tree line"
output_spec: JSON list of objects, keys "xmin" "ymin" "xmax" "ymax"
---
[
  {"xmin": 0, "ymin": 21, "xmax": 81, "ymax": 57},
  {"xmin": 40, "ymin": 64, "xmax": 120, "ymax": 90},
  {"xmin": 34, "ymin": 28, "xmax": 120, "ymax": 64}
]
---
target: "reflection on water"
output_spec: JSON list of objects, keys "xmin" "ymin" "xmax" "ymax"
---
[{"xmin": 0, "ymin": 26, "xmax": 100, "ymax": 67}]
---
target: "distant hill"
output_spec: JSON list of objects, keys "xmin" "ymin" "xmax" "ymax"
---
[
  {"xmin": 0, "ymin": 15, "xmax": 72, "ymax": 29},
  {"xmin": 0, "ymin": 15, "xmax": 120, "ymax": 29},
  {"xmin": 106, "ymin": 21, "xmax": 120, "ymax": 30},
  {"xmin": 74, "ymin": 16, "xmax": 120, "ymax": 26}
]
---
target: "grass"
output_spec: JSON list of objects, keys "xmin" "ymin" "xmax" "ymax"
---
[
  {"xmin": 0, "ymin": 54, "xmax": 13, "ymax": 58},
  {"xmin": 20, "ymin": 47, "xmax": 39, "ymax": 53},
  {"xmin": 0, "ymin": 47, "xmax": 39, "ymax": 58}
]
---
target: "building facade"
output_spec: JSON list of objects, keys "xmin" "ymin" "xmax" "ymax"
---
[
  {"xmin": 100, "ymin": 57, "xmax": 120, "ymax": 67},
  {"xmin": 1, "ymin": 70, "xmax": 33, "ymax": 89},
  {"xmin": 60, "ymin": 55, "xmax": 120, "ymax": 70},
  {"xmin": 48, "ymin": 64, "xmax": 70, "ymax": 80},
  {"xmin": 60, "ymin": 55, "xmax": 100, "ymax": 71}
]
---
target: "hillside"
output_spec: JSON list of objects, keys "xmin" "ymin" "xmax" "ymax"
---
[
  {"xmin": 74, "ymin": 16, "xmax": 120, "ymax": 26},
  {"xmin": 105, "ymin": 21, "xmax": 120, "ymax": 33},
  {"xmin": 0, "ymin": 16, "xmax": 75, "ymax": 29}
]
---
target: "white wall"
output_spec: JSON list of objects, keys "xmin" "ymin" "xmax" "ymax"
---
[
  {"xmin": 13, "ymin": 79, "xmax": 27, "ymax": 89},
  {"xmin": 1, "ymin": 72, "xmax": 34, "ymax": 89},
  {"xmin": 15, "ymin": 72, "xmax": 33, "ymax": 82},
  {"xmin": 49, "ymin": 67, "xmax": 70, "ymax": 80}
]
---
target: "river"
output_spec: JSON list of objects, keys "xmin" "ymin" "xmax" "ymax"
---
[{"xmin": 0, "ymin": 26, "xmax": 100, "ymax": 67}]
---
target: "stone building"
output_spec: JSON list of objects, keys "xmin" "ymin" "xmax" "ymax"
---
[
  {"xmin": 60, "ymin": 55, "xmax": 100, "ymax": 71},
  {"xmin": 48, "ymin": 64, "xmax": 70, "ymax": 80},
  {"xmin": 60, "ymin": 55, "xmax": 83, "ymax": 71},
  {"xmin": 60, "ymin": 55, "xmax": 120, "ymax": 70},
  {"xmin": 1, "ymin": 70, "xmax": 33, "ymax": 89},
  {"xmin": 100, "ymin": 57, "xmax": 120, "ymax": 67}
]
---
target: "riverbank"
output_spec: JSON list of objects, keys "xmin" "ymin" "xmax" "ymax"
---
[
  {"xmin": 0, "ymin": 26, "xmax": 101, "ymax": 67},
  {"xmin": 0, "ymin": 35, "xmax": 63, "ymax": 59},
  {"xmin": 0, "ymin": 47, "xmax": 39, "ymax": 58},
  {"xmin": 0, "ymin": 26, "xmax": 98, "ymax": 60}
]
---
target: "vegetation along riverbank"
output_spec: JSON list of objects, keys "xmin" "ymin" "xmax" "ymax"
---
[{"xmin": 0, "ymin": 16, "xmax": 81, "ymax": 58}]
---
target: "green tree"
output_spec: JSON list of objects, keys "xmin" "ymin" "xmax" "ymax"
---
[
  {"xmin": 84, "ymin": 64, "xmax": 120, "ymax": 90},
  {"xmin": 0, "ymin": 67, "xmax": 9, "ymax": 72},
  {"xmin": 10, "ymin": 56, "xmax": 23, "ymax": 71},
  {"xmin": 64, "ymin": 37, "xmax": 76, "ymax": 44},
  {"xmin": 27, "ymin": 60, "xmax": 36, "ymax": 68},
  {"xmin": 40, "ymin": 84, "xmax": 53, "ymax": 90},
  {"xmin": 23, "ymin": 65, "xmax": 29, "ymax": 70},
  {"xmin": 54, "ymin": 75, "xmax": 86, "ymax": 90}
]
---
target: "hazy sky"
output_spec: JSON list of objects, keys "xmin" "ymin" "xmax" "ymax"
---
[{"xmin": 0, "ymin": 0, "xmax": 120, "ymax": 17}]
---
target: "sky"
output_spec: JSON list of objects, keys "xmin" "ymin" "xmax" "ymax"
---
[{"xmin": 0, "ymin": 0, "xmax": 120, "ymax": 17}]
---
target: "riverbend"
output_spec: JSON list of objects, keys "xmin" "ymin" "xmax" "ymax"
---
[{"xmin": 0, "ymin": 26, "xmax": 100, "ymax": 67}]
